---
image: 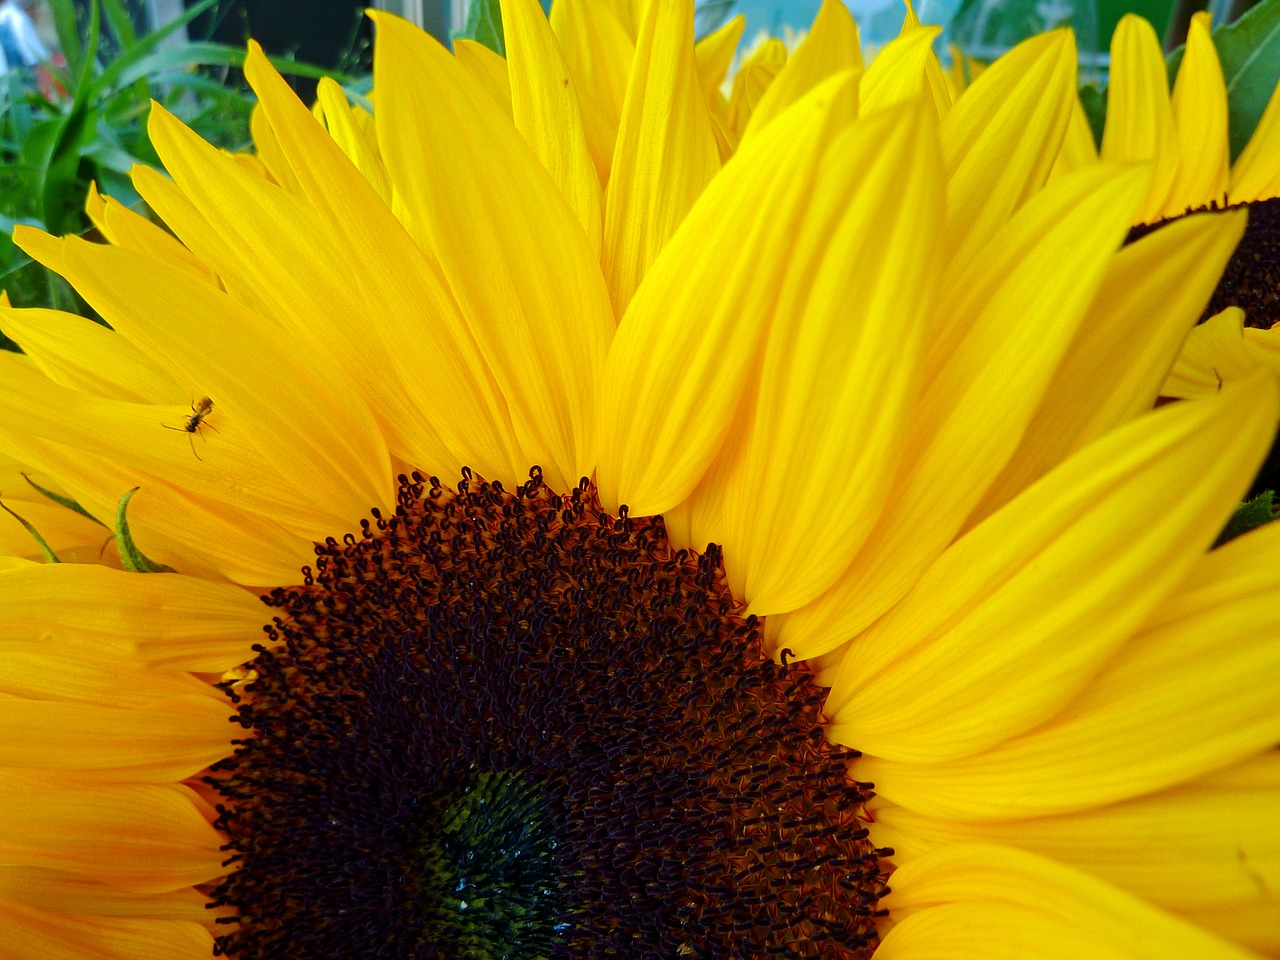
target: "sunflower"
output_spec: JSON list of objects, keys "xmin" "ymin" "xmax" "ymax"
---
[{"xmin": 0, "ymin": 1, "xmax": 1277, "ymax": 957}]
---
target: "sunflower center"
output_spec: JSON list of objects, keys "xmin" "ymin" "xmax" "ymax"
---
[{"xmin": 208, "ymin": 469, "xmax": 889, "ymax": 959}]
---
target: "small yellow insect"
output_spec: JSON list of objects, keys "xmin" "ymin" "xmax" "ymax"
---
[{"xmin": 163, "ymin": 396, "xmax": 218, "ymax": 460}]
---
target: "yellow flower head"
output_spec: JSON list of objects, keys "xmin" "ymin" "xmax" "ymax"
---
[{"xmin": 0, "ymin": 1, "xmax": 1277, "ymax": 957}]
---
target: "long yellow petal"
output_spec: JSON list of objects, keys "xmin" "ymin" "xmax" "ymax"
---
[
  {"xmin": 603, "ymin": 0, "xmax": 720, "ymax": 316},
  {"xmin": 694, "ymin": 14, "xmax": 744, "ymax": 96},
  {"xmin": 237, "ymin": 49, "xmax": 533, "ymax": 485},
  {"xmin": 774, "ymin": 164, "xmax": 1149, "ymax": 661},
  {"xmin": 714, "ymin": 105, "xmax": 942, "ymax": 615},
  {"xmin": 871, "ymin": 751, "xmax": 1280, "ymax": 921},
  {"xmin": 84, "ymin": 183, "xmax": 216, "ymax": 285},
  {"xmin": 372, "ymin": 12, "xmax": 614, "ymax": 493},
  {"xmin": 1164, "ymin": 11, "xmax": 1230, "ymax": 217},
  {"xmin": 503, "ymin": 0, "xmax": 602, "ymax": 254},
  {"xmin": 0, "ymin": 900, "xmax": 212, "ymax": 960},
  {"xmin": 0, "ymin": 424, "xmax": 317, "ymax": 586},
  {"xmin": 56, "ymin": 238, "xmax": 394, "ymax": 534},
  {"xmin": 1046, "ymin": 93, "xmax": 1099, "ymax": 183},
  {"xmin": 725, "ymin": 39, "xmax": 788, "ymax": 138},
  {"xmin": 941, "ymin": 29, "xmax": 1076, "ymax": 268},
  {"xmin": 861, "ymin": 26, "xmax": 942, "ymax": 115},
  {"xmin": 314, "ymin": 78, "xmax": 397, "ymax": 207},
  {"xmin": 879, "ymin": 843, "xmax": 1258, "ymax": 960},
  {"xmin": 0, "ymin": 299, "xmax": 182, "ymax": 404},
  {"xmin": 0, "ymin": 695, "xmax": 230, "ymax": 782},
  {"xmin": 0, "ymin": 773, "xmax": 222, "ymax": 892},
  {"xmin": 0, "ymin": 868, "xmax": 212, "ymax": 923},
  {"xmin": 968, "ymin": 209, "xmax": 1247, "ymax": 523},
  {"xmin": 740, "ymin": 0, "xmax": 861, "ymax": 143},
  {"xmin": 596, "ymin": 73, "xmax": 860, "ymax": 516},
  {"xmin": 826, "ymin": 371, "xmax": 1277, "ymax": 763},
  {"xmin": 1101, "ymin": 14, "xmax": 1180, "ymax": 223},
  {"xmin": 549, "ymin": 0, "xmax": 634, "ymax": 179},
  {"xmin": 859, "ymin": 507, "xmax": 1280, "ymax": 819},
  {"xmin": 452, "ymin": 38, "xmax": 513, "ymax": 119},
  {"xmin": 0, "ymin": 560, "xmax": 265, "ymax": 674}
]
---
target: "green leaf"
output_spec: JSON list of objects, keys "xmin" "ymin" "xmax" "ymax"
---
[
  {"xmin": 100, "ymin": 0, "xmax": 138, "ymax": 48},
  {"xmin": 1214, "ymin": 490, "xmax": 1279, "ymax": 546},
  {"xmin": 47, "ymin": 0, "xmax": 85, "ymax": 79},
  {"xmin": 1209, "ymin": 0, "xmax": 1280, "ymax": 160},
  {"xmin": 89, "ymin": 0, "xmax": 221, "ymax": 99},
  {"xmin": 112, "ymin": 41, "xmax": 359, "ymax": 91},
  {"xmin": 455, "ymin": 0, "xmax": 506, "ymax": 56},
  {"xmin": 114, "ymin": 487, "xmax": 176, "ymax": 573}
]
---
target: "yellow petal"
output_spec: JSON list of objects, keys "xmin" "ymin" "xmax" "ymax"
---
[
  {"xmin": 1229, "ymin": 69, "xmax": 1280, "ymax": 202},
  {"xmin": 503, "ymin": 0, "xmax": 602, "ymax": 254},
  {"xmin": 54, "ymin": 237, "xmax": 394, "ymax": 535},
  {"xmin": 0, "ymin": 868, "xmax": 212, "ymax": 923},
  {"xmin": 0, "ymin": 773, "xmax": 222, "ymax": 892},
  {"xmin": 861, "ymin": 26, "xmax": 942, "ymax": 115},
  {"xmin": 0, "ymin": 298, "xmax": 182, "ymax": 404},
  {"xmin": 83, "ymin": 183, "xmax": 215, "ymax": 285},
  {"xmin": 0, "ymin": 900, "xmax": 212, "ymax": 960},
  {"xmin": 0, "ymin": 424, "xmax": 316, "ymax": 586},
  {"xmin": 1163, "ymin": 307, "xmax": 1269, "ymax": 398},
  {"xmin": 879, "ymin": 843, "xmax": 1258, "ymax": 960},
  {"xmin": 827, "ymin": 370, "xmax": 1277, "ymax": 763},
  {"xmin": 234, "ymin": 51, "xmax": 533, "ymax": 485},
  {"xmin": 603, "ymin": 0, "xmax": 720, "ymax": 316},
  {"xmin": 249, "ymin": 101, "xmax": 302, "ymax": 197},
  {"xmin": 774, "ymin": 164, "xmax": 1149, "ymax": 661},
  {"xmin": 725, "ymin": 39, "xmax": 787, "ymax": 139},
  {"xmin": 897, "ymin": 0, "xmax": 952, "ymax": 118},
  {"xmin": 0, "ymin": 695, "xmax": 230, "ymax": 781},
  {"xmin": 740, "ymin": 0, "xmax": 861, "ymax": 143},
  {"xmin": 596, "ymin": 73, "xmax": 860, "ymax": 516},
  {"xmin": 1164, "ymin": 11, "xmax": 1230, "ymax": 217},
  {"xmin": 1101, "ymin": 14, "xmax": 1180, "ymax": 224},
  {"xmin": 714, "ymin": 104, "xmax": 943, "ymax": 615},
  {"xmin": 871, "ymin": 751, "xmax": 1280, "ymax": 921},
  {"xmin": 549, "ymin": 0, "xmax": 634, "ymax": 179},
  {"xmin": 859, "ymin": 505, "xmax": 1280, "ymax": 819},
  {"xmin": 1046, "ymin": 93, "xmax": 1099, "ymax": 183},
  {"xmin": 941, "ymin": 29, "xmax": 1077, "ymax": 268},
  {"xmin": 452, "ymin": 38, "xmax": 513, "ymax": 119},
  {"xmin": 694, "ymin": 14, "xmax": 745, "ymax": 96},
  {"xmin": 372, "ymin": 12, "xmax": 614, "ymax": 493},
  {"xmin": 314, "ymin": 78, "xmax": 397, "ymax": 207},
  {"xmin": 0, "ymin": 560, "xmax": 265, "ymax": 674},
  {"xmin": 969, "ymin": 209, "xmax": 1247, "ymax": 523}
]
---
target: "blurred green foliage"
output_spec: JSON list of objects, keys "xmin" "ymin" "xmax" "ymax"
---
[{"xmin": 0, "ymin": 0, "xmax": 360, "ymax": 318}]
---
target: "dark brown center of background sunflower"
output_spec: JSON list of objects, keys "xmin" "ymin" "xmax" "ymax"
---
[{"xmin": 208, "ymin": 469, "xmax": 890, "ymax": 960}]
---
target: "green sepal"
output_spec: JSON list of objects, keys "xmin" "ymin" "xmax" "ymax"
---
[
  {"xmin": 455, "ymin": 0, "xmax": 506, "ymax": 56},
  {"xmin": 1214, "ymin": 490, "xmax": 1279, "ymax": 547},
  {"xmin": 1166, "ymin": 0, "xmax": 1280, "ymax": 161},
  {"xmin": 115, "ymin": 486, "xmax": 175, "ymax": 573},
  {"xmin": 0, "ymin": 498, "xmax": 60, "ymax": 563},
  {"xmin": 21, "ymin": 472, "xmax": 107, "ymax": 526}
]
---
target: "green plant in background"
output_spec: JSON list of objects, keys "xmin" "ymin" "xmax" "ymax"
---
[{"xmin": 0, "ymin": 0, "xmax": 363, "ymax": 321}]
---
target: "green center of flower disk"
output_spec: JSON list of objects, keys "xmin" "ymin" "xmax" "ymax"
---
[{"xmin": 209, "ymin": 469, "xmax": 890, "ymax": 959}]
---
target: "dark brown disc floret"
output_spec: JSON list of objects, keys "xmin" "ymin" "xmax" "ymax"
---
[{"xmin": 208, "ymin": 469, "xmax": 891, "ymax": 959}]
